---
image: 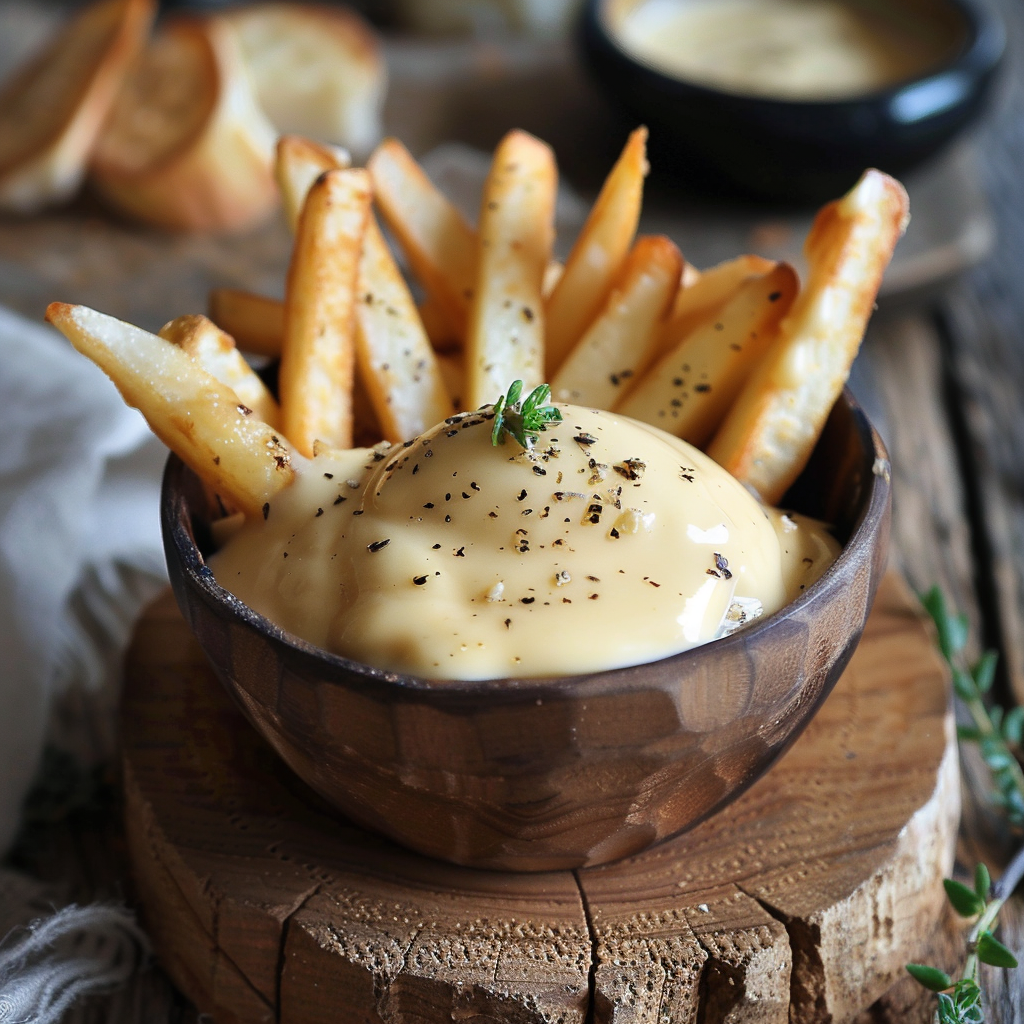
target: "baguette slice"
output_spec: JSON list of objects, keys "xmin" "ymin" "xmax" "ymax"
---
[
  {"xmin": 90, "ymin": 15, "xmax": 278, "ymax": 232},
  {"xmin": 0, "ymin": 0, "xmax": 154, "ymax": 213},
  {"xmin": 223, "ymin": 2, "xmax": 386, "ymax": 158}
]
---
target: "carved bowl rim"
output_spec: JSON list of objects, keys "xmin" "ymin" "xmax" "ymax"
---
[{"xmin": 162, "ymin": 389, "xmax": 891, "ymax": 703}]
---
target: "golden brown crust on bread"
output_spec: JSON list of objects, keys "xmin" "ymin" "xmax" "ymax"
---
[
  {"xmin": 0, "ymin": 0, "xmax": 154, "ymax": 212},
  {"xmin": 89, "ymin": 15, "xmax": 278, "ymax": 233}
]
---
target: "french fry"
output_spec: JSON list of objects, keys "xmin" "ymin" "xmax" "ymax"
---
[
  {"xmin": 159, "ymin": 313, "xmax": 279, "ymax": 426},
  {"xmin": 208, "ymin": 287, "xmax": 284, "ymax": 357},
  {"xmin": 618, "ymin": 262, "xmax": 799, "ymax": 448},
  {"xmin": 542, "ymin": 259, "xmax": 564, "ymax": 298},
  {"xmin": 551, "ymin": 235, "xmax": 681, "ymax": 410},
  {"xmin": 46, "ymin": 302, "xmax": 294, "ymax": 517},
  {"xmin": 436, "ymin": 351, "xmax": 465, "ymax": 411},
  {"xmin": 708, "ymin": 169, "xmax": 909, "ymax": 503},
  {"xmin": 544, "ymin": 127, "xmax": 647, "ymax": 376},
  {"xmin": 465, "ymin": 130, "xmax": 556, "ymax": 409},
  {"xmin": 368, "ymin": 137, "xmax": 477, "ymax": 342},
  {"xmin": 275, "ymin": 134, "xmax": 351, "ymax": 232},
  {"xmin": 657, "ymin": 254, "xmax": 777, "ymax": 357},
  {"xmin": 279, "ymin": 166, "xmax": 372, "ymax": 456},
  {"xmin": 355, "ymin": 217, "xmax": 454, "ymax": 441},
  {"xmin": 417, "ymin": 293, "xmax": 460, "ymax": 353}
]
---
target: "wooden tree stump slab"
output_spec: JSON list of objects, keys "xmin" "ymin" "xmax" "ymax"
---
[{"xmin": 122, "ymin": 573, "xmax": 958, "ymax": 1024}]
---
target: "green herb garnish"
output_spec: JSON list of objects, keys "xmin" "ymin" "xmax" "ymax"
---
[
  {"xmin": 907, "ymin": 856, "xmax": 1024, "ymax": 1023},
  {"xmin": 921, "ymin": 586, "xmax": 1024, "ymax": 826},
  {"xmin": 905, "ymin": 587, "xmax": 1024, "ymax": 1022},
  {"xmin": 491, "ymin": 381, "xmax": 562, "ymax": 449}
]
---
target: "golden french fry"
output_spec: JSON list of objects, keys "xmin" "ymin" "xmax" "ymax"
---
[
  {"xmin": 436, "ymin": 351, "xmax": 465, "ymax": 412},
  {"xmin": 208, "ymin": 287, "xmax": 284, "ymax": 357},
  {"xmin": 708, "ymin": 170, "xmax": 909, "ymax": 503},
  {"xmin": 279, "ymin": 166, "xmax": 372, "ymax": 456},
  {"xmin": 618, "ymin": 262, "xmax": 799, "ymax": 448},
  {"xmin": 544, "ymin": 127, "xmax": 647, "ymax": 376},
  {"xmin": 465, "ymin": 129, "xmax": 556, "ymax": 409},
  {"xmin": 368, "ymin": 137, "xmax": 477, "ymax": 341},
  {"xmin": 351, "ymin": 375, "xmax": 382, "ymax": 447},
  {"xmin": 542, "ymin": 259, "xmax": 564, "ymax": 298},
  {"xmin": 416, "ymin": 293, "xmax": 460, "ymax": 353},
  {"xmin": 355, "ymin": 217, "xmax": 454, "ymax": 441},
  {"xmin": 657, "ymin": 254, "xmax": 777, "ymax": 357},
  {"xmin": 46, "ymin": 302, "xmax": 294, "ymax": 517},
  {"xmin": 551, "ymin": 235, "xmax": 681, "ymax": 410},
  {"xmin": 275, "ymin": 134, "xmax": 350, "ymax": 232},
  {"xmin": 159, "ymin": 313, "xmax": 279, "ymax": 426},
  {"xmin": 681, "ymin": 261, "xmax": 701, "ymax": 289}
]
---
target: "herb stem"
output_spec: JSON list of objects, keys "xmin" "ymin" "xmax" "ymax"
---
[
  {"xmin": 965, "ymin": 690, "xmax": 1024, "ymax": 815},
  {"xmin": 964, "ymin": 897, "xmax": 1007, "ymax": 985}
]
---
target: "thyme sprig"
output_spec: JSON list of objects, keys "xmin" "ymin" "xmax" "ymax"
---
[
  {"xmin": 490, "ymin": 381, "xmax": 562, "ymax": 449},
  {"xmin": 921, "ymin": 586, "xmax": 1024, "ymax": 827},
  {"xmin": 907, "ymin": 855, "xmax": 1024, "ymax": 1023},
  {"xmin": 905, "ymin": 587, "xmax": 1024, "ymax": 1021}
]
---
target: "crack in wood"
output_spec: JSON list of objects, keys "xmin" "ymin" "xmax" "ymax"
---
[
  {"xmin": 275, "ymin": 885, "xmax": 320, "ymax": 1020},
  {"xmin": 572, "ymin": 868, "xmax": 599, "ymax": 1024}
]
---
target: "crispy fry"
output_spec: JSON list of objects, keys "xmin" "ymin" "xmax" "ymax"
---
[
  {"xmin": 368, "ymin": 137, "xmax": 477, "ymax": 341},
  {"xmin": 46, "ymin": 302, "xmax": 294, "ymax": 517},
  {"xmin": 207, "ymin": 287, "xmax": 284, "ymax": 357},
  {"xmin": 279, "ymin": 166, "xmax": 372, "ymax": 456},
  {"xmin": 417, "ymin": 293, "xmax": 460, "ymax": 353},
  {"xmin": 618, "ymin": 262, "xmax": 798, "ymax": 448},
  {"xmin": 657, "ymin": 254, "xmax": 777, "ymax": 357},
  {"xmin": 159, "ymin": 313, "xmax": 279, "ymax": 426},
  {"xmin": 542, "ymin": 259, "xmax": 564, "ymax": 298},
  {"xmin": 436, "ymin": 351, "xmax": 464, "ymax": 411},
  {"xmin": 544, "ymin": 127, "xmax": 647, "ymax": 376},
  {"xmin": 708, "ymin": 169, "xmax": 909, "ymax": 503},
  {"xmin": 275, "ymin": 134, "xmax": 351, "ymax": 232},
  {"xmin": 551, "ymin": 235, "xmax": 681, "ymax": 410},
  {"xmin": 355, "ymin": 216, "xmax": 454, "ymax": 441},
  {"xmin": 465, "ymin": 129, "xmax": 556, "ymax": 409}
]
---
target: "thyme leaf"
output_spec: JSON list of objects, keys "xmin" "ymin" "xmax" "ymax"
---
[{"xmin": 490, "ymin": 381, "xmax": 562, "ymax": 449}]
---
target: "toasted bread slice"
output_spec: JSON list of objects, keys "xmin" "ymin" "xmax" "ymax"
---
[
  {"xmin": 0, "ymin": 0, "xmax": 154, "ymax": 213},
  {"xmin": 90, "ymin": 15, "xmax": 278, "ymax": 232},
  {"xmin": 223, "ymin": 2, "xmax": 386, "ymax": 158},
  {"xmin": 708, "ymin": 170, "xmax": 909, "ymax": 504}
]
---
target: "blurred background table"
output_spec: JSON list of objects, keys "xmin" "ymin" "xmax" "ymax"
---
[{"xmin": 3, "ymin": 0, "xmax": 1024, "ymax": 1020}]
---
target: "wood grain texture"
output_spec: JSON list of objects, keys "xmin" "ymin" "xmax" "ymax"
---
[{"xmin": 121, "ymin": 572, "xmax": 956, "ymax": 1024}]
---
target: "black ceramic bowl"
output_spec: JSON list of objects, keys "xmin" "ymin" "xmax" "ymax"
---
[
  {"xmin": 163, "ymin": 391, "xmax": 891, "ymax": 872},
  {"xmin": 580, "ymin": 0, "xmax": 1004, "ymax": 203}
]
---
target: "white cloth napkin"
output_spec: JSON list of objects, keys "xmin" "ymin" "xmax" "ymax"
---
[{"xmin": 0, "ymin": 305, "xmax": 166, "ymax": 856}]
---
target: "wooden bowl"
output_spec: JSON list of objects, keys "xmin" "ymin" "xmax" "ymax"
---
[{"xmin": 162, "ymin": 391, "xmax": 891, "ymax": 871}]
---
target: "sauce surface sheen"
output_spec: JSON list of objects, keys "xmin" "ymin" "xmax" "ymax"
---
[
  {"xmin": 613, "ymin": 0, "xmax": 959, "ymax": 100},
  {"xmin": 211, "ymin": 405, "xmax": 839, "ymax": 680}
]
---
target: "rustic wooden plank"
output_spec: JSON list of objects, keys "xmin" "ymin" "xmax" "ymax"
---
[{"xmin": 855, "ymin": 313, "xmax": 982, "ymax": 654}]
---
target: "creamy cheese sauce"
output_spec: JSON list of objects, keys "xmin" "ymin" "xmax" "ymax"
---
[
  {"xmin": 211, "ymin": 405, "xmax": 839, "ymax": 680},
  {"xmin": 612, "ymin": 0, "xmax": 958, "ymax": 100}
]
